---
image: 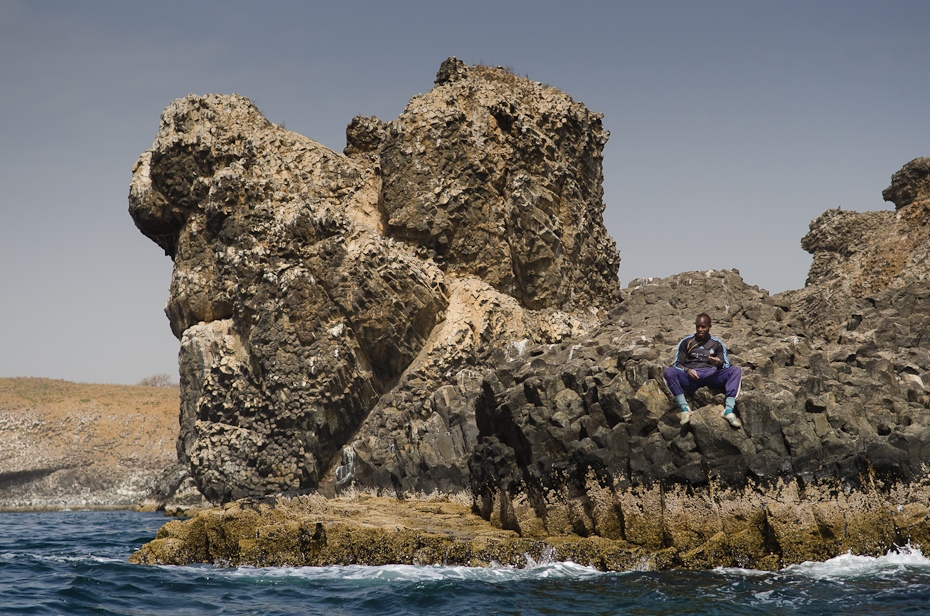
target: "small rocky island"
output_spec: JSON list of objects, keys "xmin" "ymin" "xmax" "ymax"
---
[{"xmin": 128, "ymin": 58, "xmax": 930, "ymax": 570}]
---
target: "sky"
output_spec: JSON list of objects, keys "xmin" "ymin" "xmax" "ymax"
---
[{"xmin": 2, "ymin": 0, "xmax": 929, "ymax": 385}]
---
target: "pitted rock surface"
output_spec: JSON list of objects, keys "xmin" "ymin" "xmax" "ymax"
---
[
  {"xmin": 130, "ymin": 59, "xmax": 620, "ymax": 502},
  {"xmin": 786, "ymin": 158, "xmax": 930, "ymax": 336},
  {"xmin": 378, "ymin": 57, "xmax": 619, "ymax": 311},
  {"xmin": 883, "ymin": 157, "xmax": 930, "ymax": 209}
]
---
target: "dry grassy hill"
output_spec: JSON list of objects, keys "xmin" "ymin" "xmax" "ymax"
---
[{"xmin": 0, "ymin": 377, "xmax": 181, "ymax": 510}]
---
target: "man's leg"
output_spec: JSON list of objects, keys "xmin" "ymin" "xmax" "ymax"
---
[
  {"xmin": 663, "ymin": 367, "xmax": 695, "ymax": 425},
  {"xmin": 703, "ymin": 366, "xmax": 742, "ymax": 427}
]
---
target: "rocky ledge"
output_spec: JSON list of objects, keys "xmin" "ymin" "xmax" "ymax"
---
[
  {"xmin": 129, "ymin": 58, "xmax": 930, "ymax": 569},
  {"xmin": 131, "ymin": 481, "xmax": 930, "ymax": 571}
]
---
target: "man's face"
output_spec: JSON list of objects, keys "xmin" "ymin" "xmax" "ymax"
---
[{"xmin": 694, "ymin": 316, "xmax": 711, "ymax": 342}]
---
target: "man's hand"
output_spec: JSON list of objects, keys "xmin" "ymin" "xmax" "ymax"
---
[
  {"xmin": 707, "ymin": 355, "xmax": 723, "ymax": 367},
  {"xmin": 687, "ymin": 368, "xmax": 699, "ymax": 380}
]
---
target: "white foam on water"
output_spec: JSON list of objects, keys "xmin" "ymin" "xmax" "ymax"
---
[
  {"xmin": 783, "ymin": 544, "xmax": 930, "ymax": 580},
  {"xmin": 205, "ymin": 543, "xmax": 609, "ymax": 583},
  {"xmin": 175, "ymin": 544, "xmax": 930, "ymax": 585},
  {"xmin": 214, "ymin": 559, "xmax": 607, "ymax": 583},
  {"xmin": 54, "ymin": 554, "xmax": 127, "ymax": 565},
  {"xmin": 714, "ymin": 544, "xmax": 930, "ymax": 581},
  {"xmin": 713, "ymin": 565, "xmax": 771, "ymax": 577},
  {"xmin": 0, "ymin": 552, "xmax": 126, "ymax": 566}
]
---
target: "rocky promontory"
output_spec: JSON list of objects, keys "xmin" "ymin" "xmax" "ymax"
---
[{"xmin": 128, "ymin": 58, "xmax": 930, "ymax": 570}]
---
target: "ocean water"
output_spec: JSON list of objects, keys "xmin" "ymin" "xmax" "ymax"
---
[{"xmin": 1, "ymin": 511, "xmax": 929, "ymax": 615}]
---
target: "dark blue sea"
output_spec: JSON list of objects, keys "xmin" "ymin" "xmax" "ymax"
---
[{"xmin": 2, "ymin": 510, "xmax": 929, "ymax": 615}]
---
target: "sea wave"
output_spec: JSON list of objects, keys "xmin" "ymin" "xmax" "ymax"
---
[
  {"xmin": 715, "ymin": 543, "xmax": 930, "ymax": 580},
  {"xmin": 783, "ymin": 544, "xmax": 930, "ymax": 579},
  {"xmin": 7, "ymin": 511, "xmax": 930, "ymax": 615},
  {"xmin": 175, "ymin": 559, "xmax": 609, "ymax": 583},
  {"xmin": 153, "ymin": 543, "xmax": 930, "ymax": 585}
]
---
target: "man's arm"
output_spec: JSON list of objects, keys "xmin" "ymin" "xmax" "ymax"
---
[
  {"xmin": 711, "ymin": 337, "xmax": 730, "ymax": 368},
  {"xmin": 672, "ymin": 337, "xmax": 689, "ymax": 370}
]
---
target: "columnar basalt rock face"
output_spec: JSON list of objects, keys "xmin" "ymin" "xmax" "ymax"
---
[
  {"xmin": 130, "ymin": 60, "xmax": 621, "ymax": 502},
  {"xmin": 131, "ymin": 58, "xmax": 930, "ymax": 570},
  {"xmin": 467, "ymin": 269, "xmax": 930, "ymax": 534},
  {"xmin": 323, "ymin": 277, "xmax": 594, "ymax": 496},
  {"xmin": 131, "ymin": 94, "xmax": 453, "ymax": 501},
  {"xmin": 454, "ymin": 179, "xmax": 930, "ymax": 554}
]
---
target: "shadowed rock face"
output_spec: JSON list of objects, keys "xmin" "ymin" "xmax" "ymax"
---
[
  {"xmin": 468, "ymin": 270, "xmax": 930, "ymax": 531},
  {"xmin": 130, "ymin": 59, "xmax": 621, "ymax": 502},
  {"xmin": 455, "ymin": 159, "xmax": 930, "ymax": 534}
]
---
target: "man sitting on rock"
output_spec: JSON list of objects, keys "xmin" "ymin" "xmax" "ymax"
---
[{"xmin": 663, "ymin": 313, "xmax": 742, "ymax": 428}]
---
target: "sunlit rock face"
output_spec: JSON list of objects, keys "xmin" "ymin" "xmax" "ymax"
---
[
  {"xmin": 377, "ymin": 57, "xmax": 619, "ymax": 312},
  {"xmin": 130, "ymin": 58, "xmax": 620, "ymax": 502},
  {"xmin": 784, "ymin": 157, "xmax": 930, "ymax": 337}
]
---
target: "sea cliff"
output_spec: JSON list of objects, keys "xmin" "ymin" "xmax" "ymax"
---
[{"xmin": 125, "ymin": 58, "xmax": 930, "ymax": 569}]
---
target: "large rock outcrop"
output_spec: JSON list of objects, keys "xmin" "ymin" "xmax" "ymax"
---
[
  {"xmin": 468, "ymin": 270, "xmax": 930, "ymax": 535},
  {"xmin": 130, "ymin": 58, "xmax": 930, "ymax": 570},
  {"xmin": 129, "ymin": 58, "xmax": 620, "ymax": 502},
  {"xmin": 375, "ymin": 57, "xmax": 618, "ymax": 311},
  {"xmin": 439, "ymin": 158, "xmax": 930, "ymax": 551}
]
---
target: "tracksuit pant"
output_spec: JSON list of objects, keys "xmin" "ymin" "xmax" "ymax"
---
[{"xmin": 663, "ymin": 366, "xmax": 742, "ymax": 400}]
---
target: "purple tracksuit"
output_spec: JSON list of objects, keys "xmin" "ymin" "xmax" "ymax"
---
[{"xmin": 663, "ymin": 334, "xmax": 742, "ymax": 399}]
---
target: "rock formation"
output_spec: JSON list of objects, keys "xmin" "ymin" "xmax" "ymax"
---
[
  {"xmin": 468, "ymin": 270, "xmax": 930, "ymax": 535},
  {"xmin": 130, "ymin": 58, "xmax": 930, "ymax": 569},
  {"xmin": 129, "ymin": 57, "xmax": 619, "ymax": 503},
  {"xmin": 785, "ymin": 156, "xmax": 930, "ymax": 336},
  {"xmin": 130, "ymin": 484, "xmax": 930, "ymax": 571},
  {"xmin": 456, "ymin": 159, "xmax": 930, "ymax": 543}
]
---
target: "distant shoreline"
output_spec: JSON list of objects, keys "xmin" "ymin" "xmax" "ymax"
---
[
  {"xmin": 0, "ymin": 505, "xmax": 149, "ymax": 513},
  {"xmin": 0, "ymin": 377, "xmax": 181, "ymax": 512}
]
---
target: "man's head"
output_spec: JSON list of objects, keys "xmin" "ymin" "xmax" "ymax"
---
[{"xmin": 694, "ymin": 313, "xmax": 712, "ymax": 342}]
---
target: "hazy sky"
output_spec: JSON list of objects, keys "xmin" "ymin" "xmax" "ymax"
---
[{"xmin": 2, "ymin": 0, "xmax": 929, "ymax": 385}]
